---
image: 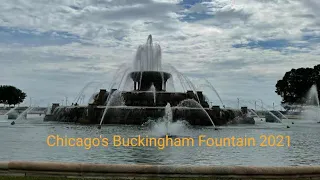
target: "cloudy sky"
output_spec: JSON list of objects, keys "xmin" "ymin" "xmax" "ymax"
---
[{"xmin": 0, "ymin": 0, "xmax": 319, "ymax": 109}]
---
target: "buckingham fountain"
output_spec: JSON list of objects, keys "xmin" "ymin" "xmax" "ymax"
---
[{"xmin": 43, "ymin": 35, "xmax": 254, "ymax": 127}]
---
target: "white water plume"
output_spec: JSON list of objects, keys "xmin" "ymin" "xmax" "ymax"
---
[
  {"xmin": 143, "ymin": 103, "xmax": 190, "ymax": 137},
  {"xmin": 305, "ymin": 84, "xmax": 320, "ymax": 107},
  {"xmin": 302, "ymin": 84, "xmax": 320, "ymax": 122},
  {"xmin": 149, "ymin": 84, "xmax": 156, "ymax": 105},
  {"xmin": 133, "ymin": 35, "xmax": 162, "ymax": 72},
  {"xmin": 46, "ymin": 104, "xmax": 52, "ymax": 115}
]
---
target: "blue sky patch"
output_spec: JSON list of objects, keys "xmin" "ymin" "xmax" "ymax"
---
[
  {"xmin": 232, "ymin": 39, "xmax": 290, "ymax": 50},
  {"xmin": 178, "ymin": 0, "xmax": 211, "ymax": 9},
  {"xmin": 302, "ymin": 35, "xmax": 320, "ymax": 43},
  {"xmin": 232, "ymin": 35, "xmax": 319, "ymax": 51},
  {"xmin": 177, "ymin": 0, "xmax": 214, "ymax": 22},
  {"xmin": 0, "ymin": 26, "xmax": 80, "ymax": 46},
  {"xmin": 180, "ymin": 12, "xmax": 214, "ymax": 22}
]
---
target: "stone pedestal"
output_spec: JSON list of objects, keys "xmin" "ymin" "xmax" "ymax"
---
[
  {"xmin": 241, "ymin": 106, "xmax": 248, "ymax": 114},
  {"xmin": 212, "ymin": 106, "xmax": 221, "ymax": 118},
  {"xmin": 130, "ymin": 71, "xmax": 171, "ymax": 91},
  {"xmin": 88, "ymin": 103, "xmax": 96, "ymax": 123},
  {"xmin": 51, "ymin": 103, "xmax": 59, "ymax": 114},
  {"xmin": 97, "ymin": 89, "xmax": 106, "ymax": 105}
]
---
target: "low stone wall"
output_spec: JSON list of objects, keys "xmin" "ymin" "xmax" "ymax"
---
[{"xmin": 1, "ymin": 161, "xmax": 320, "ymax": 179}]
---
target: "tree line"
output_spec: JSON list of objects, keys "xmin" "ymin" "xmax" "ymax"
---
[
  {"xmin": 275, "ymin": 64, "xmax": 320, "ymax": 107},
  {"xmin": 0, "ymin": 85, "xmax": 26, "ymax": 106}
]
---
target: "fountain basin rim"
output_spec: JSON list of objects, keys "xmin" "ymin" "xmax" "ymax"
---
[
  {"xmin": 66, "ymin": 105, "xmax": 226, "ymax": 110},
  {"xmin": 51, "ymin": 105, "xmax": 232, "ymax": 110},
  {"xmin": 2, "ymin": 161, "xmax": 320, "ymax": 176}
]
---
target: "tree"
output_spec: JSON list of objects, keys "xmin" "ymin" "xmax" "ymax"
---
[
  {"xmin": 275, "ymin": 64, "xmax": 320, "ymax": 106},
  {"xmin": 0, "ymin": 85, "xmax": 26, "ymax": 106}
]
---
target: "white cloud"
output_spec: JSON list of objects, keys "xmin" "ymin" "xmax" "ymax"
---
[{"xmin": 0, "ymin": 0, "xmax": 319, "ymax": 108}]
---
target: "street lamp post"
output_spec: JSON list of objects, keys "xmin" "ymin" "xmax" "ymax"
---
[
  {"xmin": 255, "ymin": 101, "xmax": 256, "ymax": 111},
  {"xmin": 237, "ymin": 98, "xmax": 240, "ymax": 109},
  {"xmin": 258, "ymin": 99, "xmax": 263, "ymax": 110}
]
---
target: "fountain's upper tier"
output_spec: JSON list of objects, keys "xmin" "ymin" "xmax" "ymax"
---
[
  {"xmin": 130, "ymin": 71, "xmax": 171, "ymax": 91},
  {"xmin": 133, "ymin": 35, "xmax": 162, "ymax": 72},
  {"xmin": 131, "ymin": 35, "xmax": 172, "ymax": 91}
]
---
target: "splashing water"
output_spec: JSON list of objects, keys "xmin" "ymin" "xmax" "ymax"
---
[
  {"xmin": 16, "ymin": 107, "xmax": 34, "ymax": 120},
  {"xmin": 133, "ymin": 35, "xmax": 162, "ymax": 72},
  {"xmin": 46, "ymin": 104, "xmax": 52, "ymax": 115},
  {"xmin": 99, "ymin": 90, "xmax": 125, "ymax": 125},
  {"xmin": 149, "ymin": 84, "xmax": 156, "ymax": 105},
  {"xmin": 243, "ymin": 100, "xmax": 283, "ymax": 123},
  {"xmin": 247, "ymin": 108, "xmax": 262, "ymax": 119},
  {"xmin": 143, "ymin": 103, "xmax": 190, "ymax": 137},
  {"xmin": 177, "ymin": 99, "xmax": 216, "ymax": 127},
  {"xmin": 306, "ymin": 84, "xmax": 320, "ymax": 107},
  {"xmin": 73, "ymin": 81, "xmax": 100, "ymax": 104},
  {"xmin": 4, "ymin": 106, "xmax": 19, "ymax": 115},
  {"xmin": 166, "ymin": 65, "xmax": 200, "ymax": 103},
  {"xmin": 302, "ymin": 84, "xmax": 320, "ymax": 122},
  {"xmin": 88, "ymin": 92, "xmax": 99, "ymax": 104},
  {"xmin": 254, "ymin": 100, "xmax": 288, "ymax": 120},
  {"xmin": 198, "ymin": 81, "xmax": 224, "ymax": 107},
  {"xmin": 164, "ymin": 103, "xmax": 172, "ymax": 135},
  {"xmin": 163, "ymin": 64, "xmax": 187, "ymax": 92}
]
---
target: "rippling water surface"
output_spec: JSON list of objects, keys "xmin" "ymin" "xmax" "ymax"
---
[{"xmin": 0, "ymin": 114, "xmax": 319, "ymax": 166}]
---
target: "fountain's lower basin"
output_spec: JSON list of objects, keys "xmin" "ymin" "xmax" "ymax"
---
[{"xmin": 44, "ymin": 106, "xmax": 241, "ymax": 126}]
